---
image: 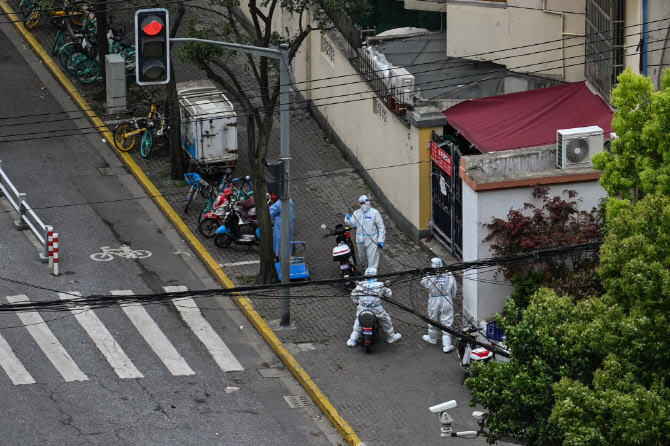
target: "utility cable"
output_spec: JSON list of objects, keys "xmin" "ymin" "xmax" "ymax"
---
[
  {"xmin": 0, "ymin": 31, "xmax": 654, "ymax": 143},
  {"xmin": 0, "ymin": 16, "xmax": 665, "ymax": 125}
]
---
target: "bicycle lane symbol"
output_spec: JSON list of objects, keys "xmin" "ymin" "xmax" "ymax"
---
[{"xmin": 90, "ymin": 246, "xmax": 152, "ymax": 261}]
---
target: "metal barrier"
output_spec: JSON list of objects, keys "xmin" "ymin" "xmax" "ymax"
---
[{"xmin": 0, "ymin": 160, "xmax": 55, "ymax": 265}]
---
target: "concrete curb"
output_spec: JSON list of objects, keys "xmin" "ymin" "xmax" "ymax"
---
[{"xmin": 0, "ymin": 3, "xmax": 363, "ymax": 445}]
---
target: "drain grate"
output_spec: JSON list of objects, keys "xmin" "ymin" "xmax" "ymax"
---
[{"xmin": 283, "ymin": 395, "xmax": 313, "ymax": 408}]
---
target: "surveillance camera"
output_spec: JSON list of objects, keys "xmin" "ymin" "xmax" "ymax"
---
[
  {"xmin": 429, "ymin": 400, "xmax": 457, "ymax": 413},
  {"xmin": 472, "ymin": 411, "xmax": 488, "ymax": 421}
]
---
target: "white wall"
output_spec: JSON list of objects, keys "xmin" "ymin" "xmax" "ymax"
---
[
  {"xmin": 624, "ymin": 0, "xmax": 642, "ymax": 75},
  {"xmin": 235, "ymin": 4, "xmax": 426, "ymax": 232},
  {"xmin": 461, "ymin": 179, "xmax": 606, "ymax": 323},
  {"xmin": 446, "ymin": 0, "xmax": 586, "ymax": 82}
]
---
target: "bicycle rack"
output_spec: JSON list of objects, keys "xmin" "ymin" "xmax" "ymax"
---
[{"xmin": 0, "ymin": 160, "xmax": 58, "ymax": 270}]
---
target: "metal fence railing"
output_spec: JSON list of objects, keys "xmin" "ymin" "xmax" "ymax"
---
[
  {"xmin": 352, "ymin": 48, "xmax": 409, "ymax": 118},
  {"xmin": 0, "ymin": 160, "xmax": 55, "ymax": 265},
  {"xmin": 321, "ymin": 2, "xmax": 363, "ymax": 57}
]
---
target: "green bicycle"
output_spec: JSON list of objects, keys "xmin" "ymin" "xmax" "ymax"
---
[
  {"xmin": 56, "ymin": 7, "xmax": 96, "ymax": 64},
  {"xmin": 107, "ymin": 24, "xmax": 135, "ymax": 76}
]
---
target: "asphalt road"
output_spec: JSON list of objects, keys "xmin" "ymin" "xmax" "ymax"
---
[{"xmin": 0, "ymin": 18, "xmax": 341, "ymax": 446}]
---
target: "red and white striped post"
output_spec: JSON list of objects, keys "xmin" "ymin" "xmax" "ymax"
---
[
  {"xmin": 47, "ymin": 228, "xmax": 54, "ymax": 268},
  {"xmin": 53, "ymin": 233, "xmax": 59, "ymax": 276}
]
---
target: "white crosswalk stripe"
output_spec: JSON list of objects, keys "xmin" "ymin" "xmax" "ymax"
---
[
  {"xmin": 58, "ymin": 292, "xmax": 144, "ymax": 379},
  {"xmin": 6, "ymin": 295, "xmax": 87, "ymax": 382},
  {"xmin": 0, "ymin": 287, "xmax": 244, "ymax": 385},
  {"xmin": 165, "ymin": 286, "xmax": 244, "ymax": 372},
  {"xmin": 0, "ymin": 332, "xmax": 35, "ymax": 385},
  {"xmin": 111, "ymin": 290, "xmax": 195, "ymax": 376}
]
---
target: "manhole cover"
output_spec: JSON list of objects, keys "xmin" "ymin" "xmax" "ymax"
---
[{"xmin": 283, "ymin": 395, "xmax": 313, "ymax": 408}]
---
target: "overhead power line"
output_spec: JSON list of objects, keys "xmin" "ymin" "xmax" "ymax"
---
[
  {"xmin": 0, "ymin": 14, "xmax": 665, "ymax": 125},
  {"xmin": 0, "ymin": 242, "xmax": 602, "ymax": 354},
  {"xmin": 0, "ymin": 33, "xmax": 663, "ymax": 144}
]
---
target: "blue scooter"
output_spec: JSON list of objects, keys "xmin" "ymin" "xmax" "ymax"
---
[{"xmin": 214, "ymin": 203, "xmax": 260, "ymax": 248}]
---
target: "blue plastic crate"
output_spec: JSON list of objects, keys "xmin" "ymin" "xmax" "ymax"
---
[
  {"xmin": 184, "ymin": 173, "xmax": 201, "ymax": 186},
  {"xmin": 486, "ymin": 321, "xmax": 506, "ymax": 342}
]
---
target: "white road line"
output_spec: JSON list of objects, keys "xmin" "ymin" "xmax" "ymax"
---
[
  {"xmin": 6, "ymin": 295, "xmax": 88, "ymax": 382},
  {"xmin": 165, "ymin": 286, "xmax": 244, "ymax": 372},
  {"xmin": 58, "ymin": 292, "xmax": 143, "ymax": 379},
  {"xmin": 220, "ymin": 260, "xmax": 260, "ymax": 267},
  {"xmin": 111, "ymin": 290, "xmax": 195, "ymax": 376},
  {"xmin": 0, "ymin": 333, "xmax": 35, "ymax": 385}
]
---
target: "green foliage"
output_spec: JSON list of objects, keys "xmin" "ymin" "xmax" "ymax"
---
[
  {"xmin": 178, "ymin": 18, "xmax": 225, "ymax": 70},
  {"xmin": 552, "ymin": 366, "xmax": 670, "ymax": 446},
  {"xmin": 599, "ymin": 194, "xmax": 670, "ymax": 314},
  {"xmin": 593, "ymin": 68, "xmax": 670, "ymax": 199},
  {"xmin": 468, "ymin": 290, "xmax": 622, "ymax": 445}
]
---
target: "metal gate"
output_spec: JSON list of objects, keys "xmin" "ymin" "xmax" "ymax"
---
[{"xmin": 430, "ymin": 133, "xmax": 462, "ymax": 258}]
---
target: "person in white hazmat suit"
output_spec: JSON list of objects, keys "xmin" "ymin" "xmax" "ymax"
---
[
  {"xmin": 421, "ymin": 257, "xmax": 456, "ymax": 353},
  {"xmin": 346, "ymin": 267, "xmax": 402, "ymax": 347},
  {"xmin": 344, "ymin": 195, "xmax": 386, "ymax": 271}
]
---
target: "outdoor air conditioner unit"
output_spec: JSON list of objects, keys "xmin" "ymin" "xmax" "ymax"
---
[
  {"xmin": 556, "ymin": 126, "xmax": 604, "ymax": 169},
  {"xmin": 390, "ymin": 67, "xmax": 415, "ymax": 104}
]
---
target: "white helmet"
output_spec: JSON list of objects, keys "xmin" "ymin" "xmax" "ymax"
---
[
  {"xmin": 364, "ymin": 267, "xmax": 377, "ymax": 277},
  {"xmin": 430, "ymin": 257, "xmax": 443, "ymax": 268},
  {"xmin": 358, "ymin": 194, "xmax": 369, "ymax": 203}
]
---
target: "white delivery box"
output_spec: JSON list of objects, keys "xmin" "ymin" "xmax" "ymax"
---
[{"xmin": 177, "ymin": 80, "xmax": 238, "ymax": 172}]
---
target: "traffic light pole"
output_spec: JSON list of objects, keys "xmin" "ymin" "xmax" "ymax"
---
[{"xmin": 169, "ymin": 38, "xmax": 293, "ymax": 327}]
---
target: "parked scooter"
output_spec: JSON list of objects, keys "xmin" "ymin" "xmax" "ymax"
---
[
  {"xmin": 200, "ymin": 191, "xmax": 277, "ymax": 238},
  {"xmin": 321, "ymin": 223, "xmax": 357, "ymax": 279},
  {"xmin": 213, "ymin": 200, "xmax": 261, "ymax": 248}
]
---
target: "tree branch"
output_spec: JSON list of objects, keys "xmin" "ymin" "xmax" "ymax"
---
[
  {"xmin": 183, "ymin": 3, "xmax": 234, "ymax": 22},
  {"xmin": 226, "ymin": 6, "xmax": 262, "ymax": 86},
  {"xmin": 248, "ymin": 0, "xmax": 267, "ymax": 40}
]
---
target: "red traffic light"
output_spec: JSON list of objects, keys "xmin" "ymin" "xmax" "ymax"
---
[{"xmin": 142, "ymin": 20, "xmax": 163, "ymax": 36}]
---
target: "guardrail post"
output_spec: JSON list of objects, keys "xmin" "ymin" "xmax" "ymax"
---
[
  {"xmin": 14, "ymin": 192, "xmax": 28, "ymax": 229},
  {"xmin": 41, "ymin": 225, "xmax": 53, "ymax": 264},
  {"xmin": 53, "ymin": 233, "xmax": 59, "ymax": 276}
]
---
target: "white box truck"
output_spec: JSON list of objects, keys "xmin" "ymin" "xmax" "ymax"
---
[{"xmin": 177, "ymin": 80, "xmax": 238, "ymax": 173}]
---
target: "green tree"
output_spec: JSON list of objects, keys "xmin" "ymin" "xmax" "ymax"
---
[
  {"xmin": 549, "ymin": 194, "xmax": 670, "ymax": 445},
  {"xmin": 593, "ymin": 68, "xmax": 670, "ymax": 200},
  {"xmin": 467, "ymin": 290, "xmax": 621, "ymax": 445},
  {"xmin": 179, "ymin": 0, "xmax": 336, "ymax": 283}
]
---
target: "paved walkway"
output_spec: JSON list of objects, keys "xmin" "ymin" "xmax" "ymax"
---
[{"xmin": 12, "ymin": 3, "xmax": 499, "ymax": 444}]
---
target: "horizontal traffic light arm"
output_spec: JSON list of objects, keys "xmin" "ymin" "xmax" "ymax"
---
[{"xmin": 169, "ymin": 38, "xmax": 283, "ymax": 60}]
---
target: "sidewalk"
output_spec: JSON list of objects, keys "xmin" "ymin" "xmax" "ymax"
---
[{"xmin": 10, "ymin": 3, "xmax": 496, "ymax": 444}]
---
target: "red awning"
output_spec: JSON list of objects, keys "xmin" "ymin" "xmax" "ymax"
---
[{"xmin": 443, "ymin": 81, "xmax": 613, "ymax": 153}]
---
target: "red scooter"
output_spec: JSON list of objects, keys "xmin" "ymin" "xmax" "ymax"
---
[{"xmin": 199, "ymin": 190, "xmax": 277, "ymax": 238}]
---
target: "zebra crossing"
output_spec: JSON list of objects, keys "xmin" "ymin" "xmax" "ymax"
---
[{"xmin": 0, "ymin": 286, "xmax": 244, "ymax": 386}]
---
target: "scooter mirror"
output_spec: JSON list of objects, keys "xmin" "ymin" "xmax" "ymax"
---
[{"xmin": 320, "ymin": 224, "xmax": 327, "ymax": 230}]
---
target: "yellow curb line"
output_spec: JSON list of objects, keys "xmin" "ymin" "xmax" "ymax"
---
[{"xmin": 0, "ymin": 3, "xmax": 363, "ymax": 445}]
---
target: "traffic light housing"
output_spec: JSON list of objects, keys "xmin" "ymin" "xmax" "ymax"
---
[{"xmin": 135, "ymin": 8, "xmax": 170, "ymax": 85}]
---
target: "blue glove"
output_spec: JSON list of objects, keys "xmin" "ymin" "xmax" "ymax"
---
[
  {"xmin": 345, "ymin": 213, "xmax": 351, "ymax": 220},
  {"xmin": 378, "ymin": 242, "xmax": 385, "ymax": 249}
]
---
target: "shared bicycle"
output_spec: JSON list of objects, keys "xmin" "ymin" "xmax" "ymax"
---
[
  {"xmin": 22, "ymin": 0, "xmax": 90, "ymax": 30},
  {"xmin": 113, "ymin": 102, "xmax": 167, "ymax": 157}
]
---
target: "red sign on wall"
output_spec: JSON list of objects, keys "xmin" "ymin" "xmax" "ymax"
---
[{"xmin": 430, "ymin": 141, "xmax": 453, "ymax": 177}]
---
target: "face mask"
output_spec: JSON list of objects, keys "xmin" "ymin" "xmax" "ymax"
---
[{"xmin": 360, "ymin": 202, "xmax": 370, "ymax": 212}]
